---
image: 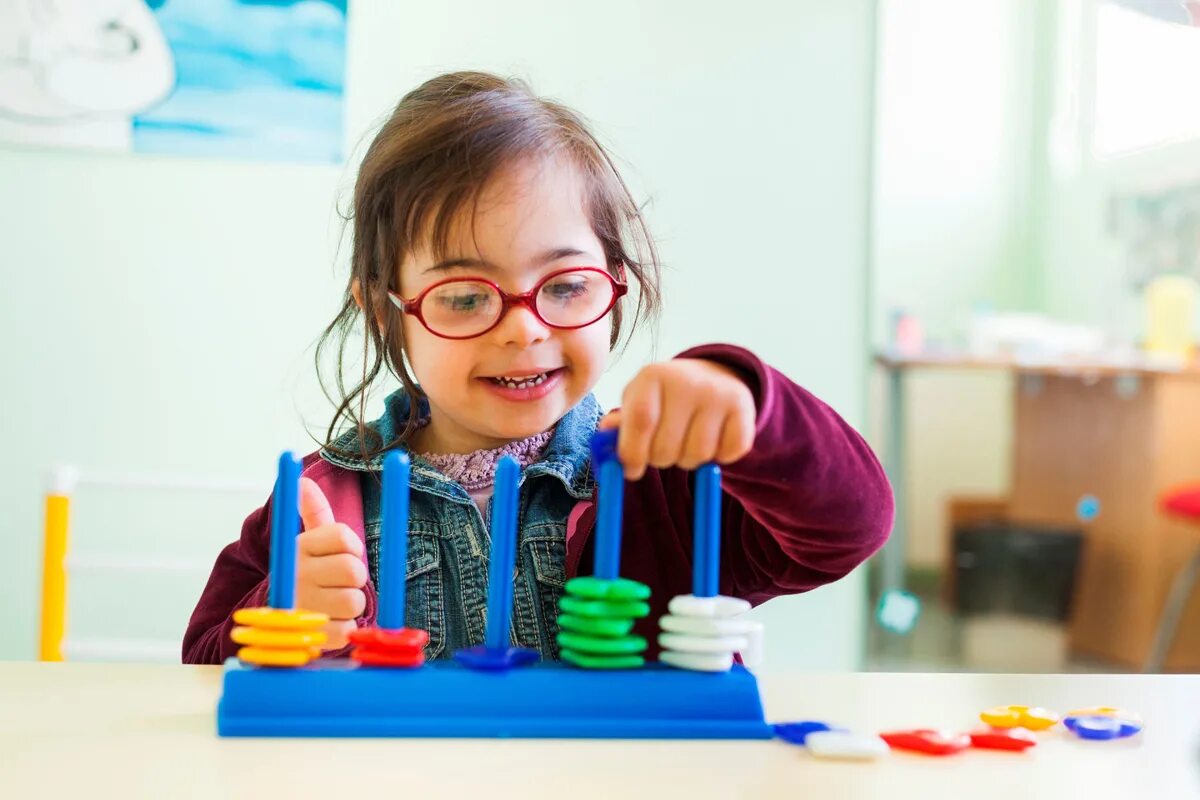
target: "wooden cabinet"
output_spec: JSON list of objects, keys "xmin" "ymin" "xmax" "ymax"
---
[{"xmin": 1008, "ymin": 373, "xmax": 1200, "ymax": 670}]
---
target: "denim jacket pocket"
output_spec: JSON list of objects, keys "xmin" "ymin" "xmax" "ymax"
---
[
  {"xmin": 403, "ymin": 533, "xmax": 446, "ymax": 659},
  {"xmin": 517, "ymin": 531, "xmax": 566, "ymax": 656}
]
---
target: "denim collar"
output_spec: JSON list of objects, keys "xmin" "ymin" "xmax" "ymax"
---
[{"xmin": 319, "ymin": 389, "xmax": 600, "ymax": 505}]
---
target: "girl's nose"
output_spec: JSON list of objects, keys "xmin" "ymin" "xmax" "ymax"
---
[{"xmin": 494, "ymin": 302, "xmax": 550, "ymax": 347}]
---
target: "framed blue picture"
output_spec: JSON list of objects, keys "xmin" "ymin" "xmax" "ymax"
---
[{"xmin": 0, "ymin": 0, "xmax": 348, "ymax": 164}]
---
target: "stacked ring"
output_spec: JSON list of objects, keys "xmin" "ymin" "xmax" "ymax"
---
[
  {"xmin": 658, "ymin": 594, "xmax": 755, "ymax": 672},
  {"xmin": 556, "ymin": 576, "xmax": 650, "ymax": 669},
  {"xmin": 348, "ymin": 626, "xmax": 429, "ymax": 668},
  {"xmin": 231, "ymin": 607, "xmax": 328, "ymax": 667}
]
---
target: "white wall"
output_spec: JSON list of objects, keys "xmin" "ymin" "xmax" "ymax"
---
[
  {"xmin": 870, "ymin": 0, "xmax": 1041, "ymax": 568},
  {"xmin": 872, "ymin": 0, "xmax": 1040, "ymax": 344},
  {"xmin": 0, "ymin": 0, "xmax": 878, "ymax": 667}
]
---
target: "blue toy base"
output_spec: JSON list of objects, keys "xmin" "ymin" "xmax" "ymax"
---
[{"xmin": 218, "ymin": 658, "xmax": 772, "ymax": 739}]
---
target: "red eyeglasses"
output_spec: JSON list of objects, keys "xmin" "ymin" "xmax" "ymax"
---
[{"xmin": 388, "ymin": 267, "xmax": 627, "ymax": 340}]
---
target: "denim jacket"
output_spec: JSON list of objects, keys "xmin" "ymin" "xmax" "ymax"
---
[{"xmin": 320, "ymin": 391, "xmax": 602, "ymax": 659}]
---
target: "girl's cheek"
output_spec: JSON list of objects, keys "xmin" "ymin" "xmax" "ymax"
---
[
  {"xmin": 572, "ymin": 328, "xmax": 611, "ymax": 382},
  {"xmin": 420, "ymin": 339, "xmax": 480, "ymax": 386},
  {"xmin": 396, "ymin": 324, "xmax": 440, "ymax": 384}
]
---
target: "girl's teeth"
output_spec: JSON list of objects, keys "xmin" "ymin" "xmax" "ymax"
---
[{"xmin": 491, "ymin": 372, "xmax": 549, "ymax": 389}]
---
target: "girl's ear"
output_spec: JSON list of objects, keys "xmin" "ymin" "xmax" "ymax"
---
[{"xmin": 351, "ymin": 278, "xmax": 387, "ymax": 331}]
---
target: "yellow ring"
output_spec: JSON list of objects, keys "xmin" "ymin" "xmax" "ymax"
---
[
  {"xmin": 238, "ymin": 646, "xmax": 315, "ymax": 667},
  {"xmin": 232, "ymin": 607, "xmax": 329, "ymax": 630},
  {"xmin": 231, "ymin": 626, "xmax": 328, "ymax": 648}
]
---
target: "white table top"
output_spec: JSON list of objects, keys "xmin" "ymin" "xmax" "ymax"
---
[{"xmin": 1, "ymin": 663, "xmax": 1196, "ymax": 799}]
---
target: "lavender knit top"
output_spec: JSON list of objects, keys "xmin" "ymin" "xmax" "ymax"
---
[{"xmin": 418, "ymin": 427, "xmax": 555, "ymax": 516}]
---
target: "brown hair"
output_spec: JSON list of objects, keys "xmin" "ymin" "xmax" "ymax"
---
[{"xmin": 317, "ymin": 71, "xmax": 661, "ymax": 462}]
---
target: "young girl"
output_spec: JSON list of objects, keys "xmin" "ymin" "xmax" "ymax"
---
[{"xmin": 183, "ymin": 71, "xmax": 893, "ymax": 664}]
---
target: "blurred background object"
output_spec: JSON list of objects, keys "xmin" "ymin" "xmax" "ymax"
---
[{"xmin": 869, "ymin": 0, "xmax": 1200, "ymax": 673}]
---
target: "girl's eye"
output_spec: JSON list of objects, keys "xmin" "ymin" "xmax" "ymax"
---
[
  {"xmin": 432, "ymin": 287, "xmax": 494, "ymax": 313},
  {"xmin": 541, "ymin": 278, "xmax": 589, "ymax": 302}
]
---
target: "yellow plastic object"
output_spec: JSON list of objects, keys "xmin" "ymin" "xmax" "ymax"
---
[
  {"xmin": 1067, "ymin": 706, "xmax": 1142, "ymax": 723},
  {"xmin": 232, "ymin": 607, "xmax": 328, "ymax": 630},
  {"xmin": 231, "ymin": 627, "xmax": 327, "ymax": 648},
  {"xmin": 1144, "ymin": 274, "xmax": 1198, "ymax": 358},
  {"xmin": 232, "ymin": 607, "xmax": 330, "ymax": 667},
  {"xmin": 979, "ymin": 705, "xmax": 1060, "ymax": 730},
  {"xmin": 39, "ymin": 494, "xmax": 70, "ymax": 662},
  {"xmin": 237, "ymin": 646, "xmax": 315, "ymax": 667}
]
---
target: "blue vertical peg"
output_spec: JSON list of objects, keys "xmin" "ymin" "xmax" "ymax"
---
[
  {"xmin": 267, "ymin": 451, "xmax": 302, "ymax": 609},
  {"xmin": 592, "ymin": 429, "xmax": 624, "ymax": 580},
  {"xmin": 454, "ymin": 455, "xmax": 538, "ymax": 670},
  {"xmin": 378, "ymin": 451, "xmax": 411, "ymax": 630},
  {"xmin": 484, "ymin": 456, "xmax": 519, "ymax": 651},
  {"xmin": 694, "ymin": 464, "xmax": 722, "ymax": 598}
]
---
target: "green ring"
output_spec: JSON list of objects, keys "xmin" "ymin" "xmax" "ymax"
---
[
  {"xmin": 557, "ymin": 631, "xmax": 647, "ymax": 655},
  {"xmin": 560, "ymin": 648, "xmax": 645, "ymax": 670},
  {"xmin": 557, "ymin": 614, "xmax": 635, "ymax": 638},
  {"xmin": 564, "ymin": 576, "xmax": 651, "ymax": 601},
  {"xmin": 559, "ymin": 596, "xmax": 650, "ymax": 620}
]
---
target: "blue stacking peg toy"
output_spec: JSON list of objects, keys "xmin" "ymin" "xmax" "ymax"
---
[{"xmin": 217, "ymin": 445, "xmax": 773, "ymax": 740}]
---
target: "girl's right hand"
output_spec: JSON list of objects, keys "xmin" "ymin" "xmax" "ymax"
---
[{"xmin": 296, "ymin": 478, "xmax": 368, "ymax": 650}]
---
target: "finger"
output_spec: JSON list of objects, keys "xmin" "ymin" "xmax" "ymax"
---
[
  {"xmin": 647, "ymin": 388, "xmax": 694, "ymax": 469},
  {"xmin": 298, "ymin": 477, "xmax": 335, "ymax": 531},
  {"xmin": 299, "ymin": 523, "xmax": 364, "ymax": 559},
  {"xmin": 321, "ymin": 619, "xmax": 357, "ymax": 651},
  {"xmin": 597, "ymin": 410, "xmax": 621, "ymax": 430},
  {"xmin": 309, "ymin": 587, "xmax": 367, "ymax": 620},
  {"xmin": 618, "ymin": 378, "xmax": 662, "ymax": 480},
  {"xmin": 678, "ymin": 406, "xmax": 725, "ymax": 470},
  {"xmin": 301, "ymin": 552, "xmax": 368, "ymax": 589},
  {"xmin": 716, "ymin": 403, "xmax": 756, "ymax": 464}
]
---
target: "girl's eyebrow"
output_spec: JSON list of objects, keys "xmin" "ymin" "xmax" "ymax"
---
[{"xmin": 423, "ymin": 247, "xmax": 592, "ymax": 274}]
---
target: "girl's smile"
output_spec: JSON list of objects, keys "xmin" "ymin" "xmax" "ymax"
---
[{"xmin": 478, "ymin": 366, "xmax": 567, "ymax": 401}]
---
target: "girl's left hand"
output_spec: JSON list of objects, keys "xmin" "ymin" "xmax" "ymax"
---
[{"xmin": 598, "ymin": 358, "xmax": 757, "ymax": 480}]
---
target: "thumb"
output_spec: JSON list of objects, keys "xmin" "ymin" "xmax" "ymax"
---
[
  {"xmin": 298, "ymin": 477, "xmax": 335, "ymax": 531},
  {"xmin": 597, "ymin": 409, "xmax": 621, "ymax": 431}
]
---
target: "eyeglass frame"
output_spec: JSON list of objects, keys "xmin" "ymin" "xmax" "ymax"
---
[{"xmin": 387, "ymin": 266, "xmax": 629, "ymax": 340}]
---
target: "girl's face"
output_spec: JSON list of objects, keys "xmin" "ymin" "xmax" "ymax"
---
[{"xmin": 397, "ymin": 157, "xmax": 612, "ymax": 454}]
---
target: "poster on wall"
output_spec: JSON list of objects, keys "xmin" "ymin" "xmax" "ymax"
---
[{"xmin": 0, "ymin": 0, "xmax": 348, "ymax": 164}]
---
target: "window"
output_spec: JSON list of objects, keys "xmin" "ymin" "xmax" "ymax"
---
[{"xmin": 1094, "ymin": 1, "xmax": 1200, "ymax": 157}]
